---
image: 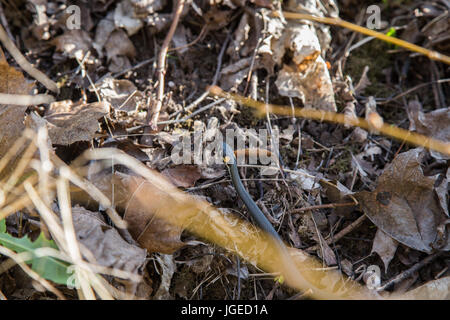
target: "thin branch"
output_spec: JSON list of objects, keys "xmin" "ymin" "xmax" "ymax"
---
[
  {"xmin": 291, "ymin": 201, "xmax": 357, "ymax": 214},
  {"xmin": 0, "ymin": 93, "xmax": 54, "ymax": 105},
  {"xmin": 380, "ymin": 252, "xmax": 443, "ymax": 292},
  {"xmin": 306, "ymin": 214, "xmax": 366, "ymax": 252},
  {"xmin": 149, "ymin": 0, "xmax": 186, "ymax": 130}
]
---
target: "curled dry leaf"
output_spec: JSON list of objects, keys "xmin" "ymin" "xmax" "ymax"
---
[
  {"xmin": 153, "ymin": 254, "xmax": 176, "ymax": 300},
  {"xmin": 220, "ymin": 57, "xmax": 251, "ymax": 91},
  {"xmin": 259, "ymin": 3, "xmax": 337, "ymax": 111},
  {"xmin": 71, "ymin": 205, "xmax": 147, "ymax": 274},
  {"xmin": 355, "ymin": 148, "xmax": 450, "ymax": 253},
  {"xmin": 436, "ymin": 167, "xmax": 449, "ymax": 217},
  {"xmin": 315, "ymin": 230, "xmax": 337, "ymax": 266},
  {"xmin": 27, "ymin": 100, "xmax": 109, "ymax": 145},
  {"xmin": 371, "ymin": 228, "xmax": 398, "ymax": 273},
  {"xmin": 407, "ymin": 100, "xmax": 450, "ymax": 160}
]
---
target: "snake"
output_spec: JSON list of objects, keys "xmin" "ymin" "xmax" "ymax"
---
[{"xmin": 222, "ymin": 143, "xmax": 284, "ymax": 246}]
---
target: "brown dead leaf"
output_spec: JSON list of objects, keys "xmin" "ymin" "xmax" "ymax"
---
[
  {"xmin": 98, "ymin": 78, "xmax": 144, "ymax": 113},
  {"xmin": 161, "ymin": 165, "xmax": 202, "ymax": 188},
  {"xmin": 75, "ymin": 171, "xmax": 186, "ymax": 254},
  {"xmin": 407, "ymin": 100, "xmax": 450, "ymax": 160},
  {"xmin": 130, "ymin": 0, "xmax": 165, "ymax": 15},
  {"xmin": 71, "ymin": 205, "xmax": 147, "ymax": 274},
  {"xmin": 52, "ymin": 29, "xmax": 92, "ymax": 60},
  {"xmin": 355, "ymin": 148, "xmax": 449, "ymax": 253},
  {"xmin": 104, "ymin": 29, "xmax": 136, "ymax": 61},
  {"xmin": 153, "ymin": 254, "xmax": 176, "ymax": 300},
  {"xmin": 114, "ymin": 0, "xmax": 144, "ymax": 36},
  {"xmin": 93, "ymin": 15, "xmax": 116, "ymax": 57},
  {"xmin": 0, "ymin": 60, "xmax": 34, "ymax": 178},
  {"xmin": 0, "ymin": 61, "xmax": 34, "ymax": 94},
  {"xmin": 38, "ymin": 100, "xmax": 109, "ymax": 145},
  {"xmin": 121, "ymin": 174, "xmax": 186, "ymax": 253},
  {"xmin": 371, "ymin": 228, "xmax": 398, "ymax": 273},
  {"xmin": 316, "ymin": 231, "xmax": 337, "ymax": 266},
  {"xmin": 402, "ymin": 276, "xmax": 450, "ymax": 300}
]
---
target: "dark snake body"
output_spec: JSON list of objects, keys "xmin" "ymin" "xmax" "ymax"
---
[{"xmin": 222, "ymin": 143, "xmax": 284, "ymax": 245}]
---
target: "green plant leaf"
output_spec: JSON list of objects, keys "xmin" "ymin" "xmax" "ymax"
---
[
  {"xmin": 386, "ymin": 27, "xmax": 397, "ymax": 38},
  {"xmin": 0, "ymin": 219, "xmax": 71, "ymax": 285}
]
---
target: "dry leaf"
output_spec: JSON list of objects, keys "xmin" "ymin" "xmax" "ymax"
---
[
  {"xmin": 402, "ymin": 276, "xmax": 450, "ymax": 300},
  {"xmin": 93, "ymin": 14, "xmax": 116, "ymax": 57},
  {"xmin": 316, "ymin": 231, "xmax": 337, "ymax": 266},
  {"xmin": 289, "ymin": 169, "xmax": 321, "ymax": 191},
  {"xmin": 104, "ymin": 29, "xmax": 136, "ymax": 61},
  {"xmin": 356, "ymin": 148, "xmax": 449, "ymax": 253},
  {"xmin": 35, "ymin": 100, "xmax": 110, "ymax": 145},
  {"xmin": 71, "ymin": 205, "xmax": 147, "ymax": 274},
  {"xmin": 0, "ymin": 60, "xmax": 34, "ymax": 178},
  {"xmin": 102, "ymin": 138, "xmax": 150, "ymax": 162},
  {"xmin": 0, "ymin": 61, "xmax": 34, "ymax": 94},
  {"xmin": 52, "ymin": 29, "xmax": 92, "ymax": 60},
  {"xmin": 76, "ymin": 171, "xmax": 186, "ymax": 254},
  {"xmin": 153, "ymin": 254, "xmax": 176, "ymax": 300},
  {"xmin": 114, "ymin": 0, "xmax": 144, "ymax": 36},
  {"xmin": 260, "ymin": 10, "xmax": 337, "ymax": 111},
  {"xmin": 162, "ymin": 165, "xmax": 202, "ymax": 188},
  {"xmin": 436, "ymin": 167, "xmax": 449, "ymax": 217},
  {"xmin": 98, "ymin": 78, "xmax": 144, "ymax": 113},
  {"xmin": 130, "ymin": 0, "xmax": 165, "ymax": 15},
  {"xmin": 407, "ymin": 100, "xmax": 450, "ymax": 160},
  {"xmin": 371, "ymin": 228, "xmax": 398, "ymax": 273}
]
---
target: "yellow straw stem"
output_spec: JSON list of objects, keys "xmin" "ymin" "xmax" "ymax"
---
[
  {"xmin": 275, "ymin": 11, "xmax": 450, "ymax": 65},
  {"xmin": 209, "ymin": 85, "xmax": 450, "ymax": 157}
]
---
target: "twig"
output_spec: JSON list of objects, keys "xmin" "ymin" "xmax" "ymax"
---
[
  {"xmin": 148, "ymin": 0, "xmax": 186, "ymax": 130},
  {"xmin": 306, "ymin": 214, "xmax": 366, "ymax": 252},
  {"xmin": 275, "ymin": 11, "xmax": 450, "ymax": 65},
  {"xmin": 0, "ymin": 24, "xmax": 58, "ymax": 93},
  {"xmin": 380, "ymin": 252, "xmax": 443, "ymax": 292},
  {"xmin": 291, "ymin": 201, "xmax": 357, "ymax": 214},
  {"xmin": 0, "ymin": 93, "xmax": 54, "ymax": 105},
  {"xmin": 157, "ymin": 98, "xmax": 225, "ymax": 125},
  {"xmin": 378, "ymin": 78, "xmax": 450, "ymax": 105}
]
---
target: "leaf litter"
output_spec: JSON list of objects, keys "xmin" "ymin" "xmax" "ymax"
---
[{"xmin": 0, "ymin": 0, "xmax": 449, "ymax": 300}]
